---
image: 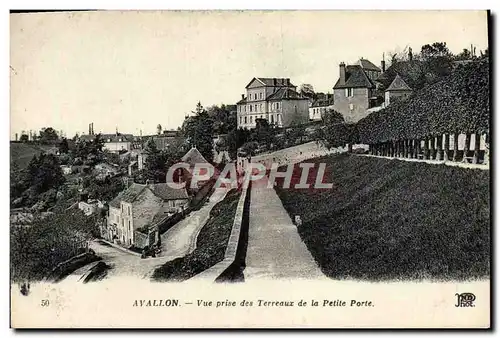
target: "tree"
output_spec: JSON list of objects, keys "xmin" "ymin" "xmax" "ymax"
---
[
  {"xmin": 58, "ymin": 138, "xmax": 69, "ymax": 154},
  {"xmin": 420, "ymin": 42, "xmax": 452, "ymax": 61},
  {"xmin": 251, "ymin": 118, "xmax": 274, "ymax": 149},
  {"xmin": 19, "ymin": 133, "xmax": 29, "ymax": 142},
  {"xmin": 454, "ymin": 48, "xmax": 473, "ymax": 61},
  {"xmin": 299, "ymin": 84, "xmax": 315, "ymax": 100},
  {"xmin": 142, "ymin": 138, "xmax": 167, "ymax": 183},
  {"xmin": 226, "ymin": 127, "xmax": 250, "ymax": 159},
  {"xmin": 38, "ymin": 127, "xmax": 59, "ymax": 144},
  {"xmin": 182, "ymin": 103, "xmax": 214, "ymax": 162}
]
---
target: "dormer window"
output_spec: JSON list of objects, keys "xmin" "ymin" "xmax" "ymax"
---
[{"xmin": 346, "ymin": 88, "xmax": 353, "ymax": 97}]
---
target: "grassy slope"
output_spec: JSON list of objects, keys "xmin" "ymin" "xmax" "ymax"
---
[
  {"xmin": 152, "ymin": 189, "xmax": 241, "ymax": 282},
  {"xmin": 275, "ymin": 154, "xmax": 490, "ymax": 281},
  {"xmin": 10, "ymin": 142, "xmax": 54, "ymax": 169}
]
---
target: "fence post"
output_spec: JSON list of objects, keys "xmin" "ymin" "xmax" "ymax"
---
[
  {"xmin": 423, "ymin": 137, "xmax": 429, "ymax": 160},
  {"xmin": 452, "ymin": 132, "xmax": 459, "ymax": 161},
  {"xmin": 472, "ymin": 133, "xmax": 481, "ymax": 164},
  {"xmin": 436, "ymin": 134, "xmax": 443, "ymax": 161},
  {"xmin": 484, "ymin": 133, "xmax": 489, "ymax": 165},
  {"xmin": 463, "ymin": 133, "xmax": 471, "ymax": 163},
  {"xmin": 443, "ymin": 133, "xmax": 450, "ymax": 161}
]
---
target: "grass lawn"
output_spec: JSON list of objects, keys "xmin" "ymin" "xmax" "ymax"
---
[
  {"xmin": 151, "ymin": 189, "xmax": 241, "ymax": 282},
  {"xmin": 275, "ymin": 154, "xmax": 490, "ymax": 281}
]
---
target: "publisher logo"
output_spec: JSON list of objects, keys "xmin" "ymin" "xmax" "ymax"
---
[{"xmin": 455, "ymin": 293, "xmax": 476, "ymax": 308}]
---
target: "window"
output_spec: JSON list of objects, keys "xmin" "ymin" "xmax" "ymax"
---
[
  {"xmin": 250, "ymin": 116, "xmax": 253, "ymax": 123},
  {"xmin": 244, "ymin": 116, "xmax": 247, "ymax": 124},
  {"xmin": 240, "ymin": 116, "xmax": 242, "ymax": 124},
  {"xmin": 259, "ymin": 104, "xmax": 262, "ymax": 111},
  {"xmin": 260, "ymin": 92, "xmax": 263, "ymax": 99},
  {"xmin": 346, "ymin": 88, "xmax": 353, "ymax": 97},
  {"xmin": 271, "ymin": 115, "xmax": 274, "ymax": 123},
  {"xmin": 250, "ymin": 105, "xmax": 253, "ymax": 112},
  {"xmin": 255, "ymin": 104, "xmax": 257, "ymax": 112}
]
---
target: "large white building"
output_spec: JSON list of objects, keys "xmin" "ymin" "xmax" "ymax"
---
[{"xmin": 236, "ymin": 77, "xmax": 309, "ymax": 129}]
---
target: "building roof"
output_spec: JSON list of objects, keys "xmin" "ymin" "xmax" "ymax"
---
[
  {"xmin": 312, "ymin": 95, "xmax": 335, "ymax": 107},
  {"xmin": 79, "ymin": 133, "xmax": 134, "ymax": 143},
  {"xmin": 109, "ymin": 183, "xmax": 146, "ymax": 208},
  {"xmin": 333, "ymin": 65, "xmax": 376, "ymax": 89},
  {"xmin": 375, "ymin": 60, "xmax": 426, "ymax": 90},
  {"xmin": 245, "ymin": 77, "xmax": 296, "ymax": 89},
  {"xmin": 109, "ymin": 182, "xmax": 189, "ymax": 208},
  {"xmin": 386, "ymin": 74, "xmax": 412, "ymax": 92},
  {"xmin": 148, "ymin": 183, "xmax": 189, "ymax": 201},
  {"xmin": 266, "ymin": 87, "xmax": 307, "ymax": 101},
  {"xmin": 181, "ymin": 147, "xmax": 210, "ymax": 166},
  {"xmin": 236, "ymin": 97, "xmax": 247, "ymax": 104},
  {"xmin": 357, "ymin": 58, "xmax": 382, "ymax": 72}
]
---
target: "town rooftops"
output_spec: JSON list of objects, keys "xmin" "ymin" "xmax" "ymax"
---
[
  {"xmin": 78, "ymin": 133, "xmax": 134, "ymax": 143},
  {"xmin": 334, "ymin": 65, "xmax": 376, "ymax": 89},
  {"xmin": 109, "ymin": 183, "xmax": 189, "ymax": 208},
  {"xmin": 386, "ymin": 74, "xmax": 412, "ymax": 92},
  {"xmin": 245, "ymin": 77, "xmax": 297, "ymax": 89}
]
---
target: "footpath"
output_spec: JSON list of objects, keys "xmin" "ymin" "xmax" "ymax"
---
[{"xmin": 244, "ymin": 179, "xmax": 325, "ymax": 280}]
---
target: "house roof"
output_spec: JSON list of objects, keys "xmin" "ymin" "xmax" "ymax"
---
[
  {"xmin": 109, "ymin": 182, "xmax": 189, "ymax": 208},
  {"xmin": 181, "ymin": 147, "xmax": 210, "ymax": 166},
  {"xmin": 375, "ymin": 60, "xmax": 426, "ymax": 90},
  {"xmin": 245, "ymin": 77, "xmax": 296, "ymax": 89},
  {"xmin": 148, "ymin": 183, "xmax": 189, "ymax": 201},
  {"xmin": 109, "ymin": 183, "xmax": 146, "ymax": 208},
  {"xmin": 357, "ymin": 58, "xmax": 382, "ymax": 72},
  {"xmin": 312, "ymin": 96, "xmax": 334, "ymax": 107},
  {"xmin": 266, "ymin": 87, "xmax": 306, "ymax": 101},
  {"xmin": 236, "ymin": 97, "xmax": 247, "ymax": 104},
  {"xmin": 333, "ymin": 65, "xmax": 376, "ymax": 89},
  {"xmin": 386, "ymin": 74, "xmax": 412, "ymax": 92}
]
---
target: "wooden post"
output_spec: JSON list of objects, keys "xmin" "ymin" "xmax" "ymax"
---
[
  {"xmin": 402, "ymin": 140, "xmax": 407, "ymax": 158},
  {"xmin": 484, "ymin": 133, "xmax": 490, "ymax": 165},
  {"xmin": 452, "ymin": 132, "xmax": 459, "ymax": 161},
  {"xmin": 472, "ymin": 133, "xmax": 480, "ymax": 164},
  {"xmin": 429, "ymin": 136, "xmax": 435, "ymax": 160},
  {"xmin": 436, "ymin": 134, "xmax": 443, "ymax": 161},
  {"xmin": 443, "ymin": 134, "xmax": 450, "ymax": 161},
  {"xmin": 416, "ymin": 139, "xmax": 422, "ymax": 159},
  {"xmin": 423, "ymin": 137, "xmax": 429, "ymax": 159},
  {"xmin": 463, "ymin": 133, "xmax": 471, "ymax": 163}
]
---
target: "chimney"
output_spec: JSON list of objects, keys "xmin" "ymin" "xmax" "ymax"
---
[
  {"xmin": 286, "ymin": 78, "xmax": 290, "ymax": 86},
  {"xmin": 381, "ymin": 60, "xmax": 386, "ymax": 72},
  {"xmin": 339, "ymin": 62, "xmax": 346, "ymax": 84},
  {"xmin": 408, "ymin": 47, "xmax": 413, "ymax": 61},
  {"xmin": 273, "ymin": 78, "xmax": 277, "ymax": 86},
  {"xmin": 15, "ymin": 133, "xmax": 18, "ymax": 141},
  {"xmin": 241, "ymin": 94, "xmax": 244, "ymax": 100},
  {"xmin": 89, "ymin": 123, "xmax": 92, "ymax": 135}
]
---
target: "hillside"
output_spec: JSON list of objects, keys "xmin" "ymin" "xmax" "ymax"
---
[
  {"xmin": 275, "ymin": 154, "xmax": 490, "ymax": 281},
  {"xmin": 10, "ymin": 142, "xmax": 55, "ymax": 169}
]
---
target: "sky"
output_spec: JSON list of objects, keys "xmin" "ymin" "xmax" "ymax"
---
[{"xmin": 10, "ymin": 10, "xmax": 489, "ymax": 139}]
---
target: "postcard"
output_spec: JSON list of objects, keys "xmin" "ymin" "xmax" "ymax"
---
[{"xmin": 10, "ymin": 10, "xmax": 490, "ymax": 328}]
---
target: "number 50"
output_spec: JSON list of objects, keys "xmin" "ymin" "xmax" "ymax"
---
[{"xmin": 41, "ymin": 299, "xmax": 50, "ymax": 307}]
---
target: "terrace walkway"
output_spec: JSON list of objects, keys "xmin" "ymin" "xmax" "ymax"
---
[{"xmin": 244, "ymin": 178, "xmax": 325, "ymax": 280}]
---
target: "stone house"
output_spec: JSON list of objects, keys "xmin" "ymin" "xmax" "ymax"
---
[
  {"xmin": 309, "ymin": 94, "xmax": 335, "ymax": 121},
  {"xmin": 105, "ymin": 182, "xmax": 189, "ymax": 247},
  {"xmin": 236, "ymin": 77, "xmax": 309, "ymax": 129},
  {"xmin": 333, "ymin": 58, "xmax": 383, "ymax": 123},
  {"xmin": 384, "ymin": 74, "xmax": 413, "ymax": 106}
]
